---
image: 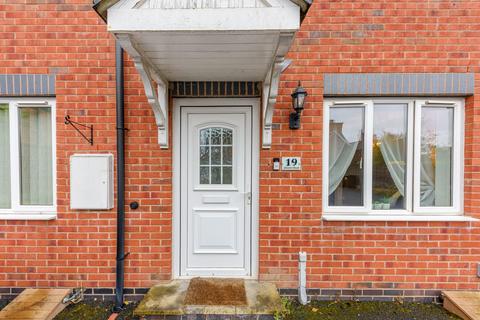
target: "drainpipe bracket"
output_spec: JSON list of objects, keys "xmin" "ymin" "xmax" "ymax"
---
[{"xmin": 117, "ymin": 252, "xmax": 131, "ymax": 261}]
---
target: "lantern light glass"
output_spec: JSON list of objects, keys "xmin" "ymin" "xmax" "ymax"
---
[
  {"xmin": 291, "ymin": 82, "xmax": 307, "ymax": 113},
  {"xmin": 289, "ymin": 82, "xmax": 308, "ymax": 130}
]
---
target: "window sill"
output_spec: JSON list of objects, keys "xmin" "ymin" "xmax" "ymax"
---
[
  {"xmin": 322, "ymin": 214, "xmax": 478, "ymax": 222},
  {"xmin": 0, "ymin": 213, "xmax": 57, "ymax": 220}
]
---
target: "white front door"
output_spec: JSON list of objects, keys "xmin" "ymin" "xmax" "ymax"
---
[{"xmin": 180, "ymin": 106, "xmax": 252, "ymax": 277}]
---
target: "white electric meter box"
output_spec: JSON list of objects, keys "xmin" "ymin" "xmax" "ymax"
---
[{"xmin": 70, "ymin": 154, "xmax": 114, "ymax": 210}]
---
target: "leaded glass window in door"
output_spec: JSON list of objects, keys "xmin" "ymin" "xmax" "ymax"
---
[{"xmin": 199, "ymin": 127, "xmax": 233, "ymax": 184}]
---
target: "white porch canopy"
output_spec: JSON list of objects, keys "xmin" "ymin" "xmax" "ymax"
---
[{"xmin": 94, "ymin": 0, "xmax": 311, "ymax": 148}]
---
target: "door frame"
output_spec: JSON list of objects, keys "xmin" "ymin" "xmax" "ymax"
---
[{"xmin": 172, "ymin": 98, "xmax": 260, "ymax": 279}]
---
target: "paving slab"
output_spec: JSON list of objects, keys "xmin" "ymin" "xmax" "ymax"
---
[{"xmin": 135, "ymin": 279, "xmax": 282, "ymax": 317}]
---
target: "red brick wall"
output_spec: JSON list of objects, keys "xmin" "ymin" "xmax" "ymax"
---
[
  {"xmin": 260, "ymin": 0, "xmax": 480, "ymax": 295},
  {"xmin": 0, "ymin": 0, "xmax": 479, "ymax": 297},
  {"xmin": 0, "ymin": 1, "xmax": 171, "ymax": 289}
]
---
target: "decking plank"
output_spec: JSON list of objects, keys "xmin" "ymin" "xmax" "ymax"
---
[
  {"xmin": 0, "ymin": 288, "xmax": 72, "ymax": 320},
  {"xmin": 442, "ymin": 291, "xmax": 480, "ymax": 320}
]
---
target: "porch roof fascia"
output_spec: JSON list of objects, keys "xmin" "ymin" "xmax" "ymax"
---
[
  {"xmin": 92, "ymin": 0, "xmax": 312, "ymax": 23},
  {"xmin": 108, "ymin": 8, "xmax": 300, "ymax": 33}
]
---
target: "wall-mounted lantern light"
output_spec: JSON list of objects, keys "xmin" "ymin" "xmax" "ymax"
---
[{"xmin": 289, "ymin": 82, "xmax": 308, "ymax": 129}]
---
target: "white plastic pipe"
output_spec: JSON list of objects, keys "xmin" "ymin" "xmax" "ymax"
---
[{"xmin": 298, "ymin": 251, "xmax": 308, "ymax": 305}]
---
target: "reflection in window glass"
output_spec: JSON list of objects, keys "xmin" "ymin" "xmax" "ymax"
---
[
  {"xmin": 328, "ymin": 107, "xmax": 364, "ymax": 206},
  {"xmin": 372, "ymin": 104, "xmax": 407, "ymax": 210},
  {"xmin": 200, "ymin": 167, "xmax": 209, "ymax": 184},
  {"xmin": 200, "ymin": 146, "xmax": 209, "ymax": 165},
  {"xmin": 0, "ymin": 104, "xmax": 10, "ymax": 208},
  {"xmin": 223, "ymin": 167, "xmax": 232, "ymax": 184},
  {"xmin": 420, "ymin": 107, "xmax": 453, "ymax": 207},
  {"xmin": 199, "ymin": 127, "xmax": 233, "ymax": 185},
  {"xmin": 223, "ymin": 130, "xmax": 232, "ymax": 144},
  {"xmin": 223, "ymin": 146, "xmax": 232, "ymax": 165},
  {"xmin": 211, "ymin": 166, "xmax": 221, "ymax": 184},
  {"xmin": 211, "ymin": 146, "xmax": 221, "ymax": 165}
]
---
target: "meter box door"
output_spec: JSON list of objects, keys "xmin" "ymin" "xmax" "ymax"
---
[{"xmin": 70, "ymin": 154, "xmax": 114, "ymax": 210}]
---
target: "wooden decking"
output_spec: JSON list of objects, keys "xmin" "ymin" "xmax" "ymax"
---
[
  {"xmin": 0, "ymin": 288, "xmax": 72, "ymax": 320},
  {"xmin": 443, "ymin": 291, "xmax": 480, "ymax": 320}
]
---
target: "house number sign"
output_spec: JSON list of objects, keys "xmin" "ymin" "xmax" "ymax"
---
[{"xmin": 282, "ymin": 157, "xmax": 301, "ymax": 170}]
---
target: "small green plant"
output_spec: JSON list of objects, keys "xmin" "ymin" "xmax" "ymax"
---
[{"xmin": 274, "ymin": 297, "xmax": 293, "ymax": 320}]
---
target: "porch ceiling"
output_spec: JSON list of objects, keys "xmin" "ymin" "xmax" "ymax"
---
[{"xmin": 121, "ymin": 31, "xmax": 284, "ymax": 81}]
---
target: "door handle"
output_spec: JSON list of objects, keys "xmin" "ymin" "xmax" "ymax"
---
[{"xmin": 244, "ymin": 192, "xmax": 251, "ymax": 205}]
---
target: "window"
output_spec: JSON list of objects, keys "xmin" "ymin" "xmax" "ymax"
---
[
  {"xmin": 199, "ymin": 127, "xmax": 233, "ymax": 185},
  {"xmin": 0, "ymin": 99, "xmax": 56, "ymax": 218},
  {"xmin": 323, "ymin": 98, "xmax": 464, "ymax": 217}
]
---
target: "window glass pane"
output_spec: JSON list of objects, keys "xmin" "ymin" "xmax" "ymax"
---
[
  {"xmin": 420, "ymin": 107, "xmax": 453, "ymax": 207},
  {"xmin": 211, "ymin": 128, "xmax": 221, "ymax": 145},
  {"xmin": 222, "ymin": 128, "xmax": 232, "ymax": 145},
  {"xmin": 372, "ymin": 104, "xmax": 407, "ymax": 210},
  {"xmin": 0, "ymin": 104, "xmax": 10, "ymax": 208},
  {"xmin": 328, "ymin": 107, "xmax": 364, "ymax": 206},
  {"xmin": 223, "ymin": 146, "xmax": 232, "ymax": 165},
  {"xmin": 211, "ymin": 166, "xmax": 221, "ymax": 184},
  {"xmin": 200, "ymin": 128, "xmax": 210, "ymax": 145},
  {"xmin": 200, "ymin": 146, "xmax": 209, "ymax": 165},
  {"xmin": 200, "ymin": 166, "xmax": 209, "ymax": 184},
  {"xmin": 199, "ymin": 127, "xmax": 233, "ymax": 185},
  {"xmin": 222, "ymin": 167, "xmax": 232, "ymax": 184},
  {"xmin": 211, "ymin": 146, "xmax": 221, "ymax": 165},
  {"xmin": 19, "ymin": 107, "xmax": 53, "ymax": 205}
]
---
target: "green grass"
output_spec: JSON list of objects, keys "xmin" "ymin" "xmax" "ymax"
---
[
  {"xmin": 279, "ymin": 300, "xmax": 461, "ymax": 320},
  {"xmin": 0, "ymin": 297, "xmax": 459, "ymax": 320}
]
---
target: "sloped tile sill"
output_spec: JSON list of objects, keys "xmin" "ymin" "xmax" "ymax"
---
[
  {"xmin": 0, "ymin": 213, "xmax": 56, "ymax": 220},
  {"xmin": 323, "ymin": 214, "xmax": 478, "ymax": 222}
]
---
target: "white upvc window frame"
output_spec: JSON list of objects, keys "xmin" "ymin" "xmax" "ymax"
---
[
  {"xmin": 322, "ymin": 100, "xmax": 372, "ymax": 214},
  {"xmin": 0, "ymin": 97, "xmax": 56, "ymax": 220},
  {"xmin": 322, "ymin": 97, "xmax": 469, "ymax": 221},
  {"xmin": 413, "ymin": 99, "xmax": 464, "ymax": 215}
]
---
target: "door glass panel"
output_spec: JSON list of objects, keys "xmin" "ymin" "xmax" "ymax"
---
[
  {"xmin": 211, "ymin": 146, "xmax": 221, "ymax": 165},
  {"xmin": 211, "ymin": 128, "xmax": 222, "ymax": 145},
  {"xmin": 223, "ymin": 129, "xmax": 232, "ymax": 145},
  {"xmin": 223, "ymin": 167, "xmax": 232, "ymax": 184},
  {"xmin": 200, "ymin": 146, "xmax": 209, "ymax": 165},
  {"xmin": 223, "ymin": 146, "xmax": 232, "ymax": 165},
  {"xmin": 200, "ymin": 129, "xmax": 210, "ymax": 145},
  {"xmin": 420, "ymin": 106, "xmax": 454, "ymax": 207},
  {"xmin": 211, "ymin": 166, "xmax": 221, "ymax": 184},
  {"xmin": 199, "ymin": 127, "xmax": 233, "ymax": 185},
  {"xmin": 372, "ymin": 104, "xmax": 408, "ymax": 210},
  {"xmin": 200, "ymin": 167, "xmax": 209, "ymax": 184},
  {"xmin": 328, "ymin": 106, "xmax": 365, "ymax": 206}
]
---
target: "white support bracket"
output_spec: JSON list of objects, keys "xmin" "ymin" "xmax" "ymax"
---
[
  {"xmin": 262, "ymin": 32, "xmax": 295, "ymax": 149},
  {"xmin": 116, "ymin": 34, "xmax": 169, "ymax": 148}
]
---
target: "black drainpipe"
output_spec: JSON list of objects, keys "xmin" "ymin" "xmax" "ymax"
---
[{"xmin": 114, "ymin": 41, "xmax": 126, "ymax": 312}]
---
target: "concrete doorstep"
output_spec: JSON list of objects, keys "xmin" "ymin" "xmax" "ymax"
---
[{"xmin": 134, "ymin": 279, "xmax": 282, "ymax": 320}]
